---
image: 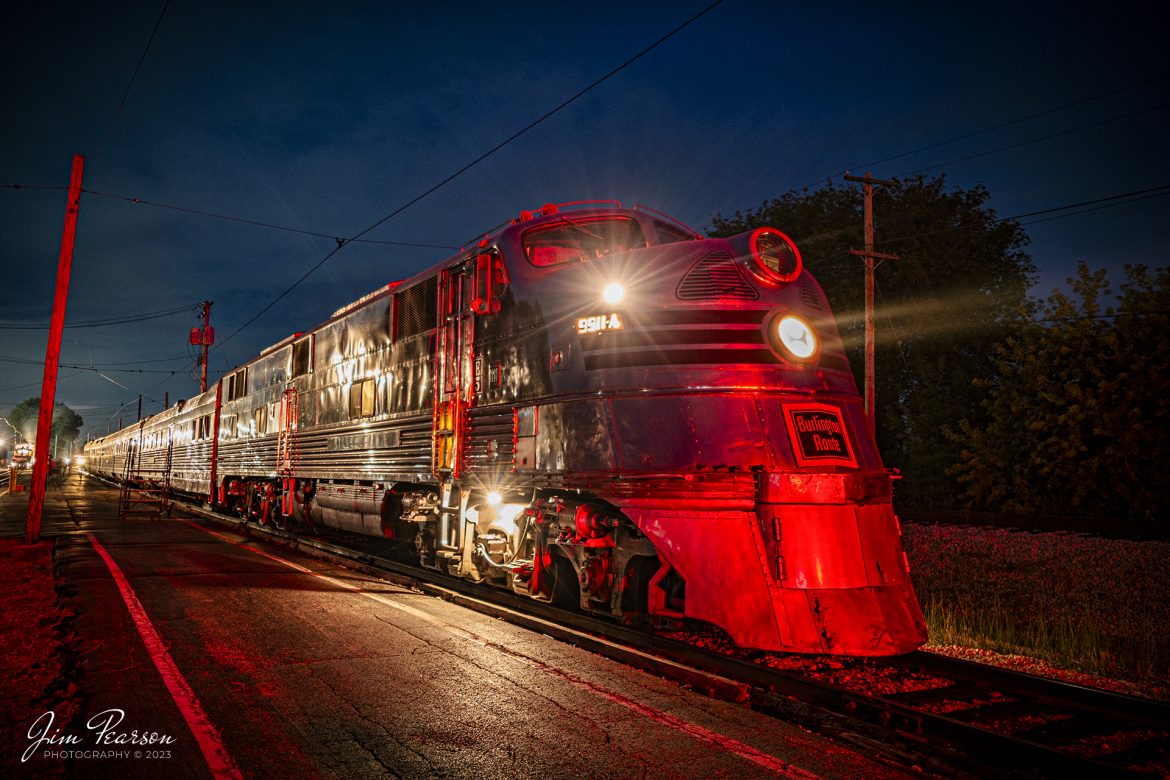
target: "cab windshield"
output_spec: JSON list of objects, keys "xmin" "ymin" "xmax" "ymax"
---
[{"xmin": 523, "ymin": 217, "xmax": 646, "ymax": 267}]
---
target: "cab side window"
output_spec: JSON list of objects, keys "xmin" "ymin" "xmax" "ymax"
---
[{"xmin": 653, "ymin": 220, "xmax": 699, "ymax": 244}]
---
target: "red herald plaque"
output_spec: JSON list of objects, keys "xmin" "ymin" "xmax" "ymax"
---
[{"xmin": 782, "ymin": 402, "xmax": 858, "ymax": 468}]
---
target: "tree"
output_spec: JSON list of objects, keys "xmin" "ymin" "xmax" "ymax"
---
[
  {"xmin": 6, "ymin": 398, "xmax": 84, "ymax": 455},
  {"xmin": 949, "ymin": 263, "xmax": 1170, "ymax": 520},
  {"xmin": 710, "ymin": 175, "xmax": 1036, "ymax": 507}
]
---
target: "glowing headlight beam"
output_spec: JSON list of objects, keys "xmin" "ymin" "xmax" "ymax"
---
[
  {"xmin": 602, "ymin": 283, "xmax": 625, "ymax": 305},
  {"xmin": 777, "ymin": 315, "xmax": 818, "ymax": 360}
]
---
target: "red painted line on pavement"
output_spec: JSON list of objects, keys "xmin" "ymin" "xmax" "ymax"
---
[
  {"xmin": 87, "ymin": 533, "xmax": 243, "ymax": 780},
  {"xmin": 179, "ymin": 519, "xmax": 823, "ymax": 778}
]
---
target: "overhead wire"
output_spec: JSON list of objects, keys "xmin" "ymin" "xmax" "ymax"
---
[
  {"xmin": 791, "ymin": 75, "xmax": 1170, "ymax": 193},
  {"xmin": 0, "ymin": 303, "xmax": 196, "ymax": 330},
  {"xmin": 806, "ymin": 184, "xmax": 1170, "ymax": 271},
  {"xmin": 1016, "ymin": 190, "xmax": 1170, "ymax": 227},
  {"xmin": 80, "ymin": 189, "xmax": 460, "ymax": 249},
  {"xmin": 0, "ymin": 372, "xmax": 85, "ymax": 397},
  {"xmin": 13, "ymin": 4, "xmax": 1156, "ymax": 425},
  {"xmin": 59, "ymin": 1, "xmax": 727, "ymax": 433},
  {"xmin": 841, "ymin": 76, "xmax": 1168, "ymax": 182},
  {"xmin": 214, "ymin": 0, "xmax": 726, "ymax": 349},
  {"xmin": 892, "ymin": 102, "xmax": 1170, "ymax": 179},
  {"xmin": 3, "ymin": 185, "xmax": 460, "ymax": 249},
  {"xmin": 0, "ymin": 184, "xmax": 67, "ymax": 192},
  {"xmin": 92, "ymin": 0, "xmax": 171, "ymax": 167},
  {"xmin": 88, "ymin": 354, "xmax": 192, "ymax": 366},
  {"xmin": 0, "ymin": 353, "xmax": 189, "ymax": 374}
]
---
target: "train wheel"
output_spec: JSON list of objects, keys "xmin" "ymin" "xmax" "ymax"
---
[
  {"xmin": 549, "ymin": 552, "xmax": 580, "ymax": 609},
  {"xmin": 241, "ymin": 483, "xmax": 257, "ymax": 521},
  {"xmin": 621, "ymin": 557, "xmax": 662, "ymax": 617},
  {"xmin": 298, "ymin": 496, "xmax": 321, "ymax": 535},
  {"xmin": 270, "ymin": 502, "xmax": 290, "ymax": 531}
]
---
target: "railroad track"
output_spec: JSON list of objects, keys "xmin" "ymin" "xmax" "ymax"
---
[{"xmin": 173, "ymin": 499, "xmax": 1170, "ymax": 778}]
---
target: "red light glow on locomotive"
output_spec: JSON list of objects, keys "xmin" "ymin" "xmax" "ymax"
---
[{"xmin": 85, "ymin": 201, "xmax": 927, "ymax": 656}]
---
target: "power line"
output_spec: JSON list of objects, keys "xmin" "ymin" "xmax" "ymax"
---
[
  {"xmin": 791, "ymin": 75, "xmax": 1170, "ymax": 193},
  {"xmin": 87, "ymin": 354, "xmax": 192, "ymax": 366},
  {"xmin": 4, "ymin": 184, "xmax": 460, "ymax": 249},
  {"xmin": 0, "ymin": 354, "xmax": 187, "ymax": 374},
  {"xmin": 864, "ymin": 184, "xmax": 1170, "ymax": 254},
  {"xmin": 216, "ymin": 0, "xmax": 726, "ymax": 349},
  {"xmin": 894, "ymin": 102, "xmax": 1170, "ymax": 178},
  {"xmin": 841, "ymin": 76, "xmax": 1169, "ymax": 180},
  {"xmin": 1032, "ymin": 311, "xmax": 1166, "ymax": 324},
  {"xmin": 997, "ymin": 184, "xmax": 1170, "ymax": 222},
  {"xmin": 1017, "ymin": 190, "xmax": 1170, "ymax": 228},
  {"xmin": 80, "ymin": 189, "xmax": 460, "ymax": 249},
  {"xmin": 807, "ymin": 183, "xmax": 1170, "ymax": 270},
  {"xmin": 0, "ymin": 303, "xmax": 195, "ymax": 330},
  {"xmin": 0, "ymin": 372, "xmax": 85, "ymax": 396},
  {"xmin": 93, "ymin": 0, "xmax": 171, "ymax": 166},
  {"xmin": 1, "ymin": 184, "xmax": 67, "ymax": 192}
]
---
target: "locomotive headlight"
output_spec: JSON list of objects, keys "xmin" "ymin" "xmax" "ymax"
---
[
  {"xmin": 602, "ymin": 283, "xmax": 625, "ymax": 304},
  {"xmin": 741, "ymin": 227, "xmax": 802, "ymax": 285},
  {"xmin": 487, "ymin": 491, "xmax": 502, "ymax": 506},
  {"xmin": 776, "ymin": 315, "xmax": 818, "ymax": 361}
]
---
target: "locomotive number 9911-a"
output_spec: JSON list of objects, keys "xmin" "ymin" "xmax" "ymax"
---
[{"xmin": 577, "ymin": 313, "xmax": 624, "ymax": 335}]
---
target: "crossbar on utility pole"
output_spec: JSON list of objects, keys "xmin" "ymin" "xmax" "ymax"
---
[
  {"xmin": 844, "ymin": 172, "xmax": 898, "ymax": 440},
  {"xmin": 27, "ymin": 154, "xmax": 85, "ymax": 544}
]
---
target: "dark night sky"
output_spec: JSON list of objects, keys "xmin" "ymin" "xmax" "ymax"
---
[{"xmin": 1, "ymin": 1, "xmax": 1166, "ymax": 443}]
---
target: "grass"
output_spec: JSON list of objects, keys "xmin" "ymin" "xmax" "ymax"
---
[{"xmin": 903, "ymin": 524, "xmax": 1170, "ymax": 685}]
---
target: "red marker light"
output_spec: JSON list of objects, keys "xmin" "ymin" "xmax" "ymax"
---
[{"xmin": 748, "ymin": 227, "xmax": 802, "ymax": 284}]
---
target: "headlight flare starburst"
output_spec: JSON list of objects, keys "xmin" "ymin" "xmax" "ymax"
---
[{"xmin": 776, "ymin": 315, "xmax": 818, "ymax": 361}]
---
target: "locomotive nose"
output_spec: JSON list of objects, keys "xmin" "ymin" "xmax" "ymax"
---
[{"xmin": 558, "ymin": 242, "xmax": 836, "ymax": 376}]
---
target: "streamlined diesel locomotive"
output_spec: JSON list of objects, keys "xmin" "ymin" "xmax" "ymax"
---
[{"xmin": 84, "ymin": 201, "xmax": 927, "ymax": 655}]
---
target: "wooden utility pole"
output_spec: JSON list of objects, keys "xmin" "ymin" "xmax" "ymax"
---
[
  {"xmin": 845, "ymin": 172, "xmax": 898, "ymax": 439},
  {"xmin": 27, "ymin": 154, "xmax": 85, "ymax": 544}
]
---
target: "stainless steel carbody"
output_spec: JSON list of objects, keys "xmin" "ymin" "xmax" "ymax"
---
[{"xmin": 84, "ymin": 203, "xmax": 927, "ymax": 655}]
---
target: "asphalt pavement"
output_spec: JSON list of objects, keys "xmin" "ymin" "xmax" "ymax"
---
[{"xmin": 1, "ymin": 473, "xmax": 916, "ymax": 779}]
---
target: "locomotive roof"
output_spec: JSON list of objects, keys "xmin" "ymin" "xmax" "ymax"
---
[
  {"xmin": 319, "ymin": 202, "xmax": 699, "ymax": 328},
  {"xmin": 88, "ymin": 202, "xmax": 704, "ymax": 446}
]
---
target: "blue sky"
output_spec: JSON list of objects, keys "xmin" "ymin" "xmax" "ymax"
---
[{"xmin": 2, "ymin": 1, "xmax": 1166, "ymax": 441}]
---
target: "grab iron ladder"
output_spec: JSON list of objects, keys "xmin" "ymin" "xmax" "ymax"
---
[{"xmin": 117, "ymin": 436, "xmax": 173, "ymax": 521}]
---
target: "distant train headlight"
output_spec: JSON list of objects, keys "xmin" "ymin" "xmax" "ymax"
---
[
  {"xmin": 775, "ymin": 315, "xmax": 818, "ymax": 361},
  {"xmin": 603, "ymin": 283, "xmax": 625, "ymax": 304}
]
